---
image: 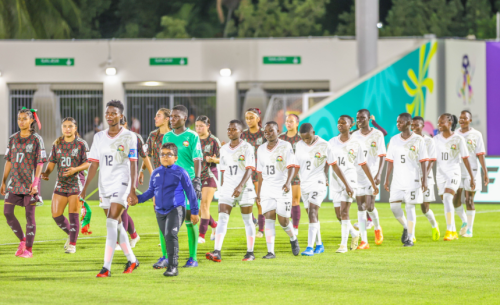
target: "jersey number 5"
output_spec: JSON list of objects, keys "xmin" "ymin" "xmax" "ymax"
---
[{"xmin": 105, "ymin": 155, "xmax": 113, "ymax": 166}]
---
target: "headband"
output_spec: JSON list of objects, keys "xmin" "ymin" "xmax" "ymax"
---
[{"xmin": 22, "ymin": 107, "xmax": 42, "ymax": 130}]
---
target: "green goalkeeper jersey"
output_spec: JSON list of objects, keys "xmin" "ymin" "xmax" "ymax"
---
[{"xmin": 162, "ymin": 128, "xmax": 203, "ymax": 179}]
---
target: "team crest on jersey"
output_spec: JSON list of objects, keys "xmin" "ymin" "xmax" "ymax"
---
[
  {"xmin": 466, "ymin": 138, "xmax": 477, "ymax": 152},
  {"xmin": 239, "ymin": 155, "xmax": 245, "ymax": 161},
  {"xmin": 256, "ymin": 138, "xmax": 263, "ymax": 145},
  {"xmin": 405, "ymin": 139, "xmax": 420, "ymax": 161},
  {"xmin": 204, "ymin": 145, "xmax": 212, "ymax": 152},
  {"xmin": 276, "ymin": 156, "xmax": 283, "ymax": 162},
  {"xmin": 117, "ymin": 145, "xmax": 124, "ymax": 151},
  {"xmin": 410, "ymin": 146, "xmax": 416, "ymax": 152},
  {"xmin": 451, "ymin": 144, "xmax": 457, "ymax": 150},
  {"xmin": 371, "ymin": 141, "xmax": 377, "ymax": 147},
  {"xmin": 71, "ymin": 148, "xmax": 79, "ymax": 156},
  {"xmin": 183, "ymin": 141, "xmax": 189, "ymax": 147},
  {"xmin": 365, "ymin": 134, "xmax": 380, "ymax": 157},
  {"xmin": 26, "ymin": 144, "xmax": 33, "ymax": 153},
  {"xmin": 315, "ymin": 152, "xmax": 321, "ymax": 158}
]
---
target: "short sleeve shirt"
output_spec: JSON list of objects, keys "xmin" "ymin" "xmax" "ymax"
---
[
  {"xmin": 352, "ymin": 129, "xmax": 386, "ymax": 187},
  {"xmin": 219, "ymin": 140, "xmax": 256, "ymax": 192},
  {"xmin": 146, "ymin": 129, "xmax": 165, "ymax": 169},
  {"xmin": 327, "ymin": 135, "xmax": 366, "ymax": 190},
  {"xmin": 457, "ymin": 128, "xmax": 486, "ymax": 179},
  {"xmin": 200, "ymin": 133, "xmax": 221, "ymax": 181},
  {"xmin": 256, "ymin": 140, "xmax": 297, "ymax": 194},
  {"xmin": 294, "ymin": 137, "xmax": 330, "ymax": 193},
  {"xmin": 162, "ymin": 129, "xmax": 203, "ymax": 180},
  {"xmin": 433, "ymin": 133, "xmax": 469, "ymax": 181},
  {"xmin": 49, "ymin": 138, "xmax": 89, "ymax": 193}
]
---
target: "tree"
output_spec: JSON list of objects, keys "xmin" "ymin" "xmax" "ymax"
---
[
  {"xmin": 464, "ymin": 0, "xmax": 495, "ymax": 38},
  {"xmin": 0, "ymin": 0, "xmax": 81, "ymax": 39},
  {"xmin": 336, "ymin": 4, "xmax": 355, "ymax": 36},
  {"xmin": 73, "ymin": 0, "xmax": 112, "ymax": 38},
  {"xmin": 156, "ymin": 16, "xmax": 189, "ymax": 38}
]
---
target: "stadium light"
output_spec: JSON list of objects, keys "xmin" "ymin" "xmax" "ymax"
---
[
  {"xmin": 144, "ymin": 81, "xmax": 160, "ymax": 86},
  {"xmin": 105, "ymin": 67, "xmax": 117, "ymax": 76},
  {"xmin": 220, "ymin": 68, "xmax": 232, "ymax": 77},
  {"xmin": 0, "ymin": 70, "xmax": 2, "ymax": 77},
  {"xmin": 377, "ymin": 22, "xmax": 383, "ymax": 29}
]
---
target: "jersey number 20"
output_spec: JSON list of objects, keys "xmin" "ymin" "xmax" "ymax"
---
[{"xmin": 60, "ymin": 157, "xmax": 72, "ymax": 167}]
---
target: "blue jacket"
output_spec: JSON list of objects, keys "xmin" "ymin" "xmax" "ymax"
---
[{"xmin": 137, "ymin": 164, "xmax": 199, "ymax": 215}]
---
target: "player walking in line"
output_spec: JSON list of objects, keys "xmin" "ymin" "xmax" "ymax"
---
[
  {"xmin": 162, "ymin": 105, "xmax": 203, "ymax": 267},
  {"xmin": 1, "ymin": 108, "xmax": 46, "ymax": 258},
  {"xmin": 195, "ymin": 115, "xmax": 220, "ymax": 244},
  {"xmin": 41, "ymin": 118, "xmax": 90, "ymax": 254},
  {"xmin": 130, "ymin": 143, "xmax": 199, "ymax": 277},
  {"xmin": 328, "ymin": 115, "xmax": 378, "ymax": 252},
  {"xmin": 384, "ymin": 113, "xmax": 428, "ymax": 247},
  {"xmin": 453, "ymin": 110, "xmax": 488, "ymax": 237},
  {"xmin": 296, "ymin": 123, "xmax": 353, "ymax": 256},
  {"xmin": 256, "ymin": 121, "xmax": 300, "ymax": 259},
  {"xmin": 206, "ymin": 120, "xmax": 258, "ymax": 262},
  {"xmin": 80, "ymin": 100, "xmax": 139, "ymax": 277},
  {"xmin": 145, "ymin": 108, "xmax": 171, "ymax": 269},
  {"xmin": 434, "ymin": 113, "xmax": 475, "ymax": 241},
  {"xmin": 242, "ymin": 108, "xmax": 266, "ymax": 237},
  {"xmin": 351, "ymin": 109, "xmax": 385, "ymax": 247},
  {"xmin": 279, "ymin": 114, "xmax": 302, "ymax": 236},
  {"xmin": 411, "ymin": 116, "xmax": 440, "ymax": 241}
]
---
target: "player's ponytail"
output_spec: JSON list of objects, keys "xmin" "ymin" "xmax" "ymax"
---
[{"xmin": 443, "ymin": 113, "xmax": 458, "ymax": 131}]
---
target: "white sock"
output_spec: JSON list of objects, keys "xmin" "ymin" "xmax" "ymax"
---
[
  {"xmin": 357, "ymin": 211, "xmax": 367, "ymax": 242},
  {"xmin": 281, "ymin": 221, "xmax": 297, "ymax": 241},
  {"xmin": 118, "ymin": 222, "xmax": 136, "ymax": 263},
  {"xmin": 466, "ymin": 210, "xmax": 476, "ymax": 233},
  {"xmin": 443, "ymin": 193, "xmax": 455, "ymax": 231},
  {"xmin": 405, "ymin": 204, "xmax": 416, "ymax": 241},
  {"xmin": 241, "ymin": 213, "xmax": 256, "ymax": 252},
  {"xmin": 390, "ymin": 203, "xmax": 407, "ymax": 229},
  {"xmin": 424, "ymin": 209, "xmax": 438, "ymax": 228},
  {"xmin": 341, "ymin": 220, "xmax": 350, "ymax": 247},
  {"xmin": 264, "ymin": 219, "xmax": 276, "ymax": 254},
  {"xmin": 308, "ymin": 223, "xmax": 319, "ymax": 248},
  {"xmin": 104, "ymin": 218, "xmax": 118, "ymax": 270},
  {"xmin": 368, "ymin": 208, "xmax": 381, "ymax": 230},
  {"xmin": 316, "ymin": 222, "xmax": 322, "ymax": 245},
  {"xmin": 214, "ymin": 213, "xmax": 229, "ymax": 251},
  {"xmin": 455, "ymin": 205, "xmax": 467, "ymax": 224}
]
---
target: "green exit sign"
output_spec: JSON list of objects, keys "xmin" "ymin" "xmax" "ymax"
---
[
  {"xmin": 263, "ymin": 56, "xmax": 301, "ymax": 64},
  {"xmin": 150, "ymin": 57, "xmax": 188, "ymax": 66},
  {"xmin": 35, "ymin": 58, "xmax": 74, "ymax": 66}
]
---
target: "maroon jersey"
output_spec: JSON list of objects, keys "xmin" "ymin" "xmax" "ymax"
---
[
  {"xmin": 279, "ymin": 131, "xmax": 301, "ymax": 185},
  {"xmin": 49, "ymin": 138, "xmax": 89, "ymax": 193},
  {"xmin": 135, "ymin": 132, "xmax": 147, "ymax": 159},
  {"xmin": 200, "ymin": 133, "xmax": 221, "ymax": 182},
  {"xmin": 146, "ymin": 129, "xmax": 165, "ymax": 169},
  {"xmin": 5, "ymin": 132, "xmax": 47, "ymax": 195},
  {"xmin": 241, "ymin": 128, "xmax": 266, "ymax": 183}
]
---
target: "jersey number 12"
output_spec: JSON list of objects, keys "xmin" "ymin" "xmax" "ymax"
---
[{"xmin": 105, "ymin": 155, "xmax": 113, "ymax": 166}]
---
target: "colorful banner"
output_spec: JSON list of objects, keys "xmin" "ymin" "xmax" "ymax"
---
[{"xmin": 486, "ymin": 42, "xmax": 500, "ymax": 155}]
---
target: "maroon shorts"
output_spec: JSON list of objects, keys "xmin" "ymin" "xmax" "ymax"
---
[
  {"xmin": 5, "ymin": 193, "xmax": 38, "ymax": 207},
  {"xmin": 292, "ymin": 176, "xmax": 300, "ymax": 186},
  {"xmin": 251, "ymin": 170, "xmax": 259, "ymax": 184},
  {"xmin": 54, "ymin": 190, "xmax": 80, "ymax": 197},
  {"xmin": 202, "ymin": 167, "xmax": 218, "ymax": 188}
]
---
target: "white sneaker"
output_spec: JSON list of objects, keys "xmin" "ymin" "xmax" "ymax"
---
[
  {"xmin": 352, "ymin": 222, "xmax": 359, "ymax": 230},
  {"xmin": 115, "ymin": 243, "xmax": 122, "ymax": 251},
  {"xmin": 35, "ymin": 196, "xmax": 44, "ymax": 207},
  {"xmin": 460, "ymin": 223, "xmax": 468, "ymax": 236},
  {"xmin": 336, "ymin": 245, "xmax": 348, "ymax": 253},
  {"xmin": 198, "ymin": 237, "xmax": 206, "ymax": 244},
  {"xmin": 65, "ymin": 244, "xmax": 76, "ymax": 254},
  {"xmin": 130, "ymin": 234, "xmax": 140, "ymax": 248},
  {"xmin": 463, "ymin": 229, "xmax": 473, "ymax": 238},
  {"xmin": 64, "ymin": 236, "xmax": 70, "ymax": 250},
  {"xmin": 366, "ymin": 220, "xmax": 374, "ymax": 230},
  {"xmin": 256, "ymin": 231, "xmax": 264, "ymax": 238},
  {"xmin": 294, "ymin": 228, "xmax": 299, "ymax": 236},
  {"xmin": 210, "ymin": 229, "xmax": 216, "ymax": 241}
]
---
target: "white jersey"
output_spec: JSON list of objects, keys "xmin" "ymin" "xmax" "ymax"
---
[
  {"xmin": 257, "ymin": 139, "xmax": 297, "ymax": 198},
  {"xmin": 386, "ymin": 133, "xmax": 428, "ymax": 190},
  {"xmin": 328, "ymin": 135, "xmax": 367, "ymax": 190},
  {"xmin": 457, "ymin": 128, "xmax": 485, "ymax": 179},
  {"xmin": 352, "ymin": 129, "xmax": 386, "ymax": 187},
  {"xmin": 88, "ymin": 128, "xmax": 138, "ymax": 196},
  {"xmin": 434, "ymin": 133, "xmax": 469, "ymax": 181},
  {"xmin": 422, "ymin": 135, "xmax": 436, "ymax": 185},
  {"xmin": 295, "ymin": 136, "xmax": 330, "ymax": 193},
  {"xmin": 219, "ymin": 140, "xmax": 256, "ymax": 193}
]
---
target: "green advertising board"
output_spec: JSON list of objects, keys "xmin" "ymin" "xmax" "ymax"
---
[
  {"xmin": 150, "ymin": 57, "xmax": 188, "ymax": 66},
  {"xmin": 35, "ymin": 58, "xmax": 74, "ymax": 66},
  {"xmin": 263, "ymin": 56, "xmax": 301, "ymax": 64}
]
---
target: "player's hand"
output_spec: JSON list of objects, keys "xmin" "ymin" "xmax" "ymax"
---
[
  {"xmin": 191, "ymin": 214, "xmax": 200, "ymax": 225},
  {"xmin": 370, "ymin": 115, "xmax": 376, "ymax": 121},
  {"xmin": 62, "ymin": 167, "xmax": 77, "ymax": 177},
  {"xmin": 325, "ymin": 179, "xmax": 329, "ymax": 187},
  {"xmin": 192, "ymin": 177, "xmax": 202, "ymax": 200},
  {"xmin": 255, "ymin": 196, "xmax": 261, "ymax": 206},
  {"xmin": 372, "ymin": 185, "xmax": 379, "ymax": 196},
  {"xmin": 138, "ymin": 172, "xmax": 144, "ymax": 185},
  {"xmin": 384, "ymin": 181, "xmax": 390, "ymax": 192},
  {"xmin": 29, "ymin": 184, "xmax": 38, "ymax": 196},
  {"xmin": 484, "ymin": 173, "xmax": 489, "ymax": 186},
  {"xmin": 41, "ymin": 172, "xmax": 50, "ymax": 181},
  {"xmin": 422, "ymin": 180, "xmax": 428, "ymax": 193},
  {"xmin": 470, "ymin": 178, "xmax": 476, "ymax": 191},
  {"xmin": 346, "ymin": 185, "xmax": 354, "ymax": 198},
  {"xmin": 221, "ymin": 141, "xmax": 226, "ymax": 147},
  {"xmin": 374, "ymin": 174, "xmax": 381, "ymax": 186},
  {"xmin": 232, "ymin": 184, "xmax": 243, "ymax": 198},
  {"xmin": 282, "ymin": 183, "xmax": 291, "ymax": 193},
  {"xmin": 128, "ymin": 192, "xmax": 138, "ymax": 206},
  {"xmin": 0, "ymin": 183, "xmax": 6, "ymax": 196},
  {"xmin": 80, "ymin": 188, "xmax": 86, "ymax": 200}
]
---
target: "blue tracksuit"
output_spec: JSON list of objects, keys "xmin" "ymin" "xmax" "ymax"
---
[{"xmin": 137, "ymin": 164, "xmax": 199, "ymax": 216}]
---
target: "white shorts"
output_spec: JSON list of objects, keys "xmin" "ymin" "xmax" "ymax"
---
[
  {"xmin": 436, "ymin": 177, "xmax": 460, "ymax": 195},
  {"xmin": 261, "ymin": 196, "xmax": 292, "ymax": 218},
  {"xmin": 219, "ymin": 187, "xmax": 256, "ymax": 208},
  {"xmin": 423, "ymin": 186, "xmax": 436, "ymax": 202},
  {"xmin": 389, "ymin": 188, "xmax": 423, "ymax": 204},
  {"xmin": 330, "ymin": 189, "xmax": 354, "ymax": 207},
  {"xmin": 459, "ymin": 177, "xmax": 480, "ymax": 192},
  {"xmin": 302, "ymin": 188, "xmax": 327, "ymax": 209},
  {"xmin": 99, "ymin": 191, "xmax": 129, "ymax": 209},
  {"xmin": 356, "ymin": 185, "xmax": 375, "ymax": 197}
]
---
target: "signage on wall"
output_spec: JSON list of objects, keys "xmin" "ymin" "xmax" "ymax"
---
[
  {"xmin": 263, "ymin": 56, "xmax": 301, "ymax": 65},
  {"xmin": 35, "ymin": 58, "xmax": 74, "ymax": 66},
  {"xmin": 150, "ymin": 57, "xmax": 188, "ymax": 66}
]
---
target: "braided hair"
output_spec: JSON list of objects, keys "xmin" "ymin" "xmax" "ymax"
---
[{"xmin": 18, "ymin": 108, "xmax": 36, "ymax": 134}]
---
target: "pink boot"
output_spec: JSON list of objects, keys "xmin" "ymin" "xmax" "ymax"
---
[{"xmin": 15, "ymin": 241, "xmax": 26, "ymax": 256}]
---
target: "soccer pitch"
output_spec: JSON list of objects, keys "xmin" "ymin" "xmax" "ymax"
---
[{"xmin": 1, "ymin": 201, "xmax": 500, "ymax": 304}]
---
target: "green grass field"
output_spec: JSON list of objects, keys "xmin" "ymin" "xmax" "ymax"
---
[{"xmin": 1, "ymin": 200, "xmax": 500, "ymax": 304}]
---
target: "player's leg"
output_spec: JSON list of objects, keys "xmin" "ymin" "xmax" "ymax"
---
[
  {"xmin": 206, "ymin": 202, "xmax": 232, "ymax": 262},
  {"xmin": 199, "ymin": 186, "xmax": 216, "ymax": 243},
  {"xmin": 65, "ymin": 194, "xmax": 81, "ymax": 254},
  {"xmin": 403, "ymin": 188, "xmax": 423, "ymax": 246},
  {"xmin": 291, "ymin": 184, "xmax": 301, "ymax": 235},
  {"xmin": 262, "ymin": 198, "xmax": 277, "ymax": 259},
  {"xmin": 51, "ymin": 193, "xmax": 70, "ymax": 249},
  {"xmin": 421, "ymin": 188, "xmax": 439, "ymax": 240},
  {"xmin": 366, "ymin": 194, "xmax": 383, "ymax": 245},
  {"xmin": 163, "ymin": 206, "xmax": 186, "ymax": 277},
  {"xmin": 183, "ymin": 193, "xmax": 200, "ymax": 267},
  {"xmin": 277, "ymin": 199, "xmax": 300, "ymax": 256},
  {"xmin": 254, "ymin": 181, "xmax": 265, "ymax": 237},
  {"xmin": 453, "ymin": 187, "xmax": 467, "ymax": 235},
  {"xmin": 442, "ymin": 187, "xmax": 458, "ymax": 241},
  {"xmin": 240, "ymin": 205, "xmax": 256, "ymax": 261},
  {"xmin": 463, "ymin": 190, "xmax": 476, "ymax": 237},
  {"xmin": 390, "ymin": 193, "xmax": 408, "ymax": 244},
  {"xmin": 338, "ymin": 200, "xmax": 353, "ymax": 253},
  {"xmin": 356, "ymin": 194, "xmax": 369, "ymax": 247},
  {"xmin": 3, "ymin": 200, "xmax": 26, "ymax": 256}
]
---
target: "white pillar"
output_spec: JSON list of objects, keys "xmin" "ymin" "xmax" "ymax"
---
[
  {"xmin": 102, "ymin": 76, "xmax": 125, "ymax": 128},
  {"xmin": 216, "ymin": 77, "xmax": 237, "ymax": 142},
  {"xmin": 356, "ymin": 0, "xmax": 379, "ymax": 76},
  {"xmin": 0, "ymin": 81, "xmax": 8, "ymax": 153}
]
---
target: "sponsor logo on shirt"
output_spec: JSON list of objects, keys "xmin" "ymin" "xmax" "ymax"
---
[
  {"xmin": 57, "ymin": 149, "xmax": 62, "ymax": 154},
  {"xmin": 122, "ymin": 183, "xmax": 128, "ymax": 186},
  {"xmin": 155, "ymin": 173, "xmax": 160, "ymax": 177},
  {"xmin": 183, "ymin": 141, "xmax": 189, "ymax": 147},
  {"xmin": 26, "ymin": 144, "xmax": 33, "ymax": 153},
  {"xmin": 118, "ymin": 145, "xmax": 125, "ymax": 151},
  {"xmin": 173, "ymin": 227, "xmax": 178, "ymax": 232},
  {"xmin": 239, "ymin": 155, "xmax": 245, "ymax": 161},
  {"xmin": 276, "ymin": 156, "xmax": 283, "ymax": 162}
]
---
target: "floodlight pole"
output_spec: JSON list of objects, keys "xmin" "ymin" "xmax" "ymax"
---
[
  {"xmin": 497, "ymin": 12, "xmax": 500, "ymax": 41},
  {"xmin": 356, "ymin": 0, "xmax": 379, "ymax": 76}
]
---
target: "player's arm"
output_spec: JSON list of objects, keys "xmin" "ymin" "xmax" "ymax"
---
[
  {"xmin": 426, "ymin": 160, "xmax": 435, "ymax": 177},
  {"xmin": 283, "ymin": 166, "xmax": 295, "ymax": 193},
  {"xmin": 420, "ymin": 161, "xmax": 428, "ymax": 192},
  {"xmin": 459, "ymin": 137, "xmax": 475, "ymax": 189},
  {"xmin": 80, "ymin": 161, "xmax": 98, "ymax": 199},
  {"xmin": 220, "ymin": 171, "xmax": 224, "ymax": 187},
  {"xmin": 323, "ymin": 163, "xmax": 329, "ymax": 186},
  {"xmin": 331, "ymin": 162, "xmax": 354, "ymax": 197},
  {"xmin": 371, "ymin": 117, "xmax": 388, "ymax": 137},
  {"xmin": 232, "ymin": 168, "xmax": 253, "ymax": 198},
  {"xmin": 0, "ymin": 161, "xmax": 12, "ymax": 195},
  {"xmin": 256, "ymin": 172, "xmax": 263, "ymax": 206},
  {"xmin": 135, "ymin": 170, "xmax": 156, "ymax": 204},
  {"xmin": 142, "ymin": 156, "xmax": 153, "ymax": 175},
  {"xmin": 384, "ymin": 160, "xmax": 393, "ymax": 192},
  {"xmin": 374, "ymin": 156, "xmax": 385, "ymax": 185},
  {"xmin": 63, "ymin": 162, "xmax": 91, "ymax": 177},
  {"xmin": 41, "ymin": 162, "xmax": 56, "ymax": 180},
  {"xmin": 478, "ymin": 154, "xmax": 489, "ymax": 186},
  {"xmin": 361, "ymin": 163, "xmax": 379, "ymax": 195},
  {"xmin": 30, "ymin": 163, "xmax": 44, "ymax": 195}
]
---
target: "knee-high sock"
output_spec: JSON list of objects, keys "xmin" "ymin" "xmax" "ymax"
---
[
  {"xmin": 241, "ymin": 213, "xmax": 256, "ymax": 252},
  {"xmin": 390, "ymin": 203, "xmax": 407, "ymax": 229},
  {"xmin": 185, "ymin": 221, "xmax": 199, "ymax": 261},
  {"xmin": 4, "ymin": 204, "xmax": 24, "ymax": 241},
  {"xmin": 68, "ymin": 213, "xmax": 79, "ymax": 245},
  {"xmin": 214, "ymin": 213, "xmax": 229, "ymax": 251},
  {"xmin": 25, "ymin": 205, "xmax": 36, "ymax": 250},
  {"xmin": 209, "ymin": 215, "xmax": 217, "ymax": 228},
  {"xmin": 264, "ymin": 219, "xmax": 276, "ymax": 254},
  {"xmin": 127, "ymin": 214, "xmax": 137, "ymax": 238},
  {"xmin": 455, "ymin": 205, "xmax": 467, "ymax": 224},
  {"xmin": 357, "ymin": 211, "xmax": 367, "ymax": 242},
  {"xmin": 466, "ymin": 210, "xmax": 476, "ymax": 233},
  {"xmin": 104, "ymin": 218, "xmax": 118, "ymax": 270},
  {"xmin": 199, "ymin": 218, "xmax": 209, "ymax": 238},
  {"xmin": 443, "ymin": 193, "xmax": 455, "ymax": 231},
  {"xmin": 53, "ymin": 215, "xmax": 70, "ymax": 235},
  {"xmin": 308, "ymin": 223, "xmax": 319, "ymax": 248},
  {"xmin": 368, "ymin": 208, "xmax": 381, "ymax": 230},
  {"xmin": 316, "ymin": 222, "xmax": 322, "ymax": 245},
  {"xmin": 121, "ymin": 208, "xmax": 129, "ymax": 232},
  {"xmin": 118, "ymin": 222, "xmax": 136, "ymax": 263},
  {"xmin": 159, "ymin": 228, "xmax": 167, "ymax": 258},
  {"xmin": 291, "ymin": 205, "xmax": 301, "ymax": 229},
  {"xmin": 341, "ymin": 220, "xmax": 350, "ymax": 247},
  {"xmin": 406, "ymin": 204, "xmax": 416, "ymax": 241},
  {"xmin": 258, "ymin": 214, "xmax": 265, "ymax": 232},
  {"xmin": 281, "ymin": 221, "xmax": 297, "ymax": 241},
  {"xmin": 424, "ymin": 209, "xmax": 438, "ymax": 228},
  {"xmin": 349, "ymin": 222, "xmax": 358, "ymax": 237}
]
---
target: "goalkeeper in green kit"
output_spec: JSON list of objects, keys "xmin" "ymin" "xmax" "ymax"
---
[{"xmin": 162, "ymin": 105, "xmax": 203, "ymax": 267}]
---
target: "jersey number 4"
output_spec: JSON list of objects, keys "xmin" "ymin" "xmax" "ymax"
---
[{"xmin": 105, "ymin": 155, "xmax": 114, "ymax": 166}]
